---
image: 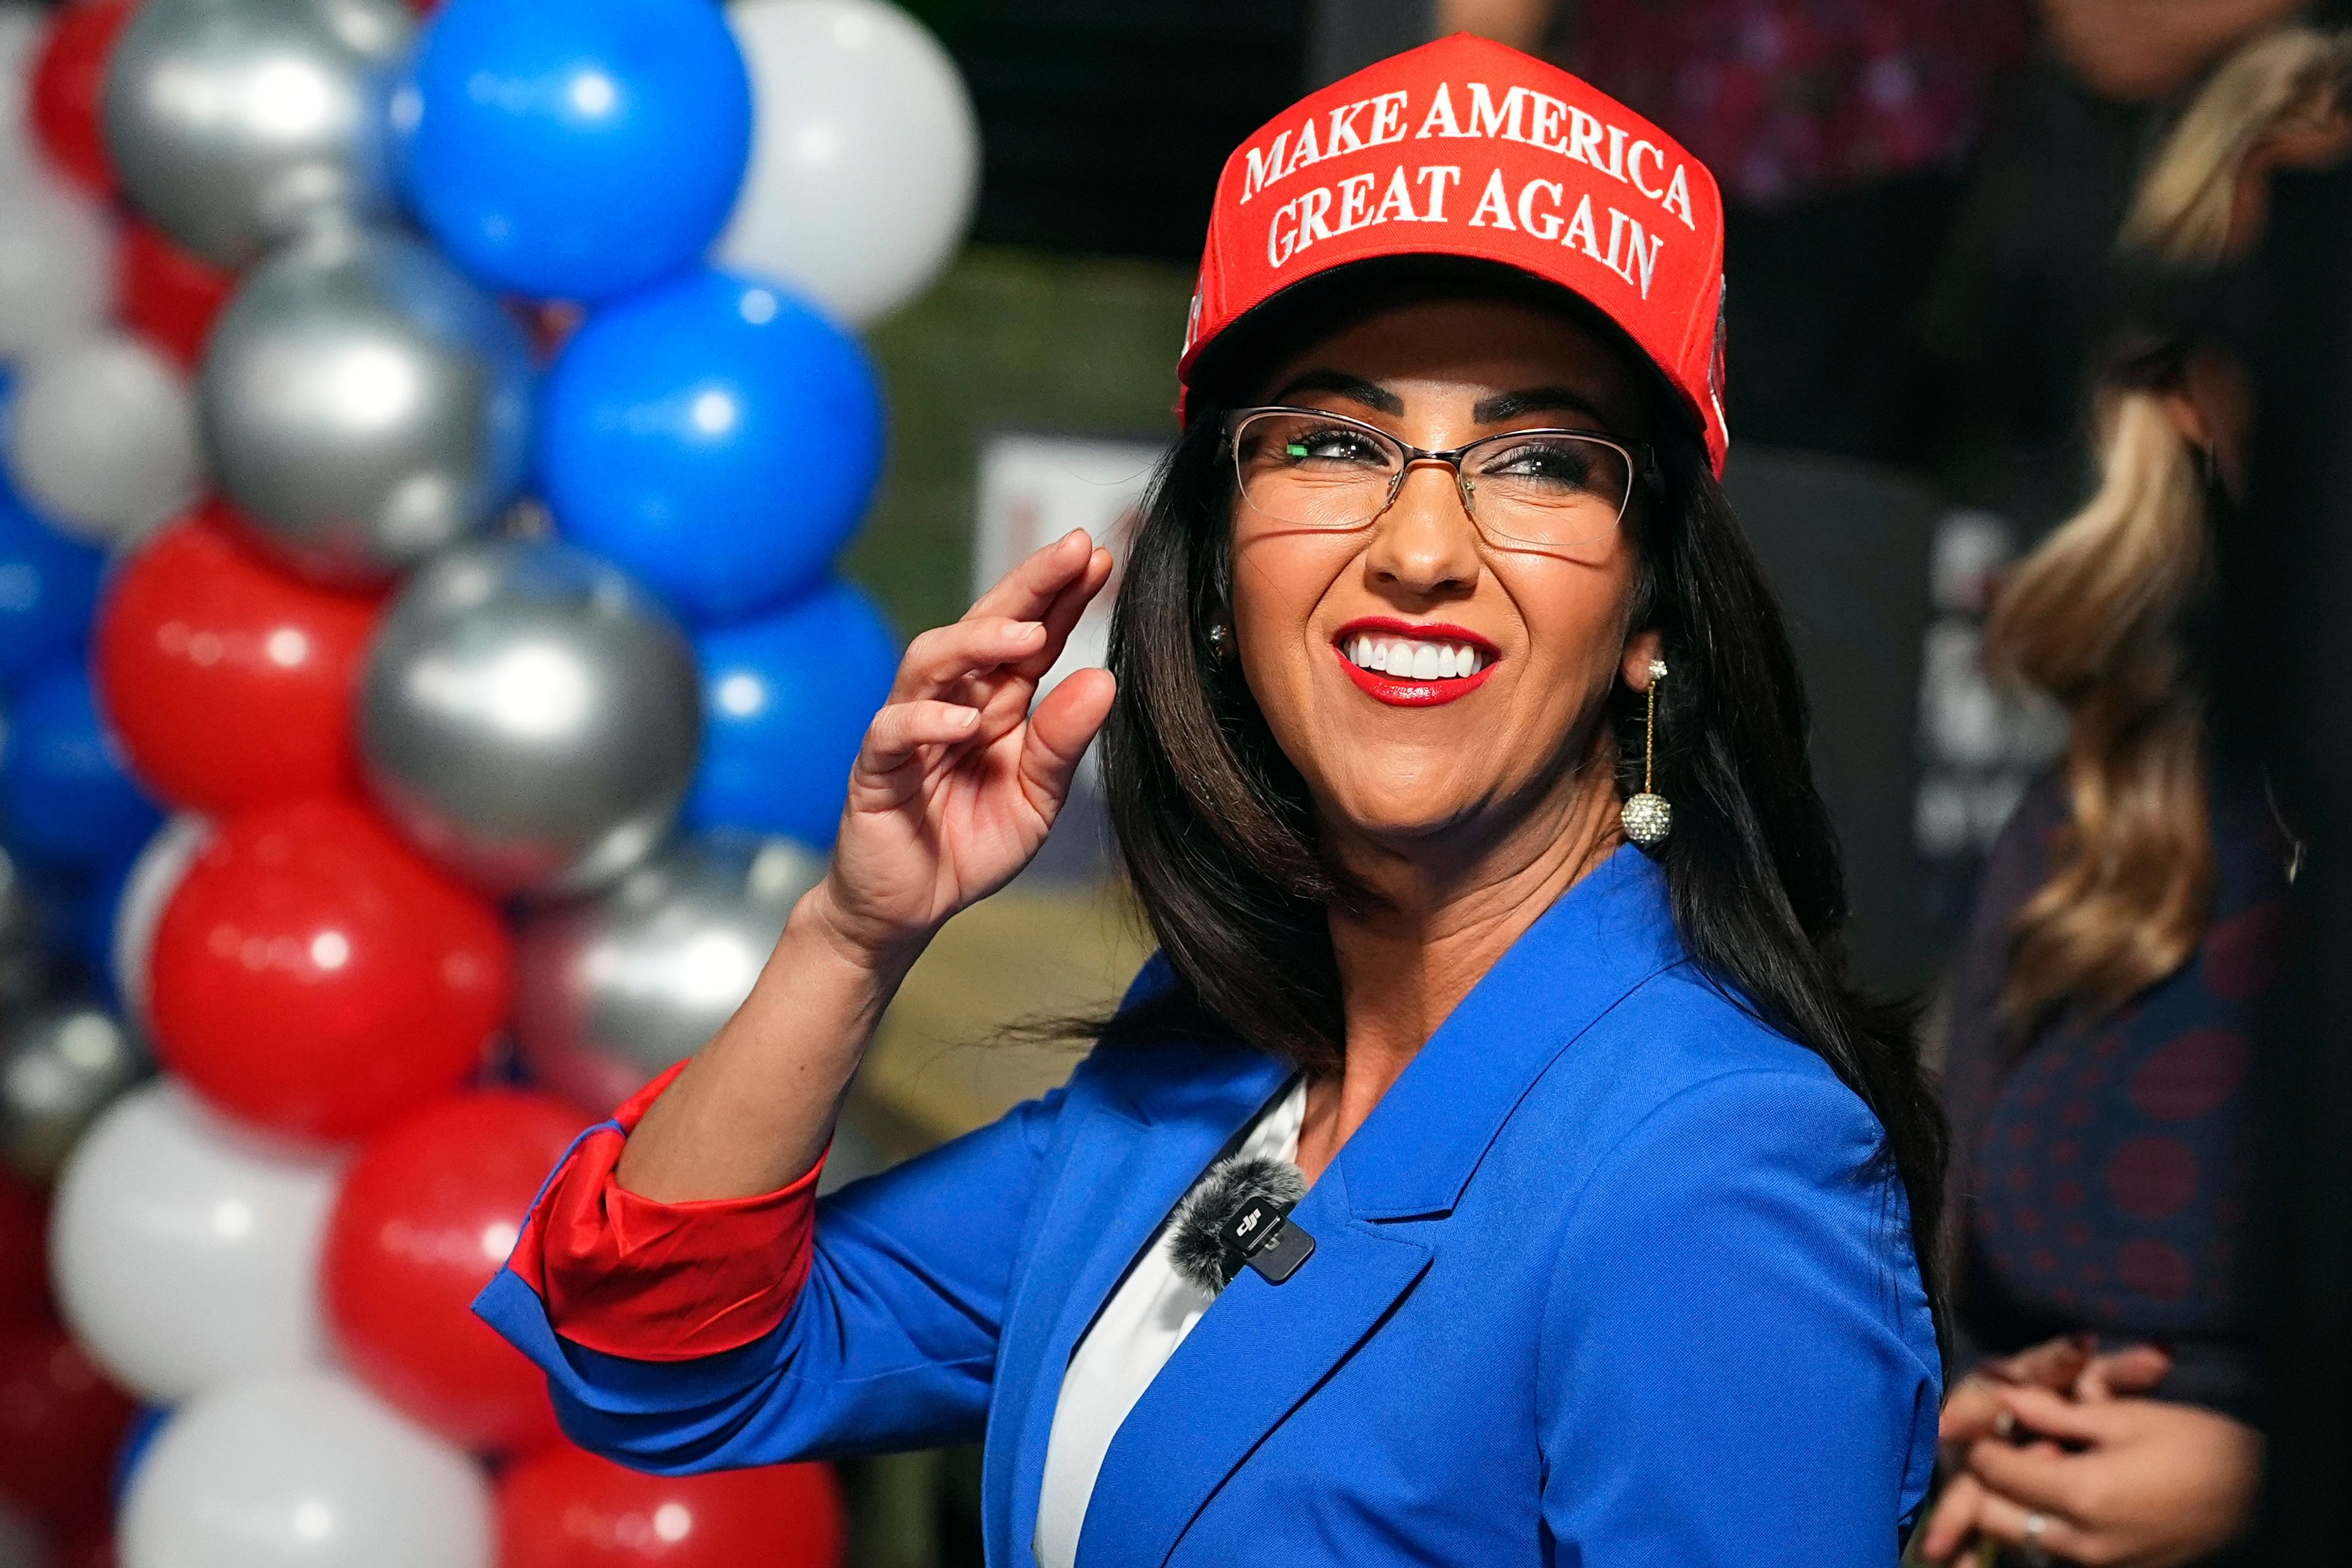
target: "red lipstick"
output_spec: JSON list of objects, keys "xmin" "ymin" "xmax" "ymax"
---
[{"xmin": 1331, "ymin": 617, "xmax": 1501, "ymax": 709}]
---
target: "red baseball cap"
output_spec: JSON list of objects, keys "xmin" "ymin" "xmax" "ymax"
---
[{"xmin": 1178, "ymin": 33, "xmax": 1730, "ymax": 472}]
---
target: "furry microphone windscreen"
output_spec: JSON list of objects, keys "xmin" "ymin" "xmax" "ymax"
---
[{"xmin": 1167, "ymin": 1154, "xmax": 1307, "ymax": 1296}]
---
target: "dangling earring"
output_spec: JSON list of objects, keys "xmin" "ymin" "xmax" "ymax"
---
[
  {"xmin": 1207, "ymin": 623, "xmax": 1234, "ymax": 660},
  {"xmin": 1621, "ymin": 658, "xmax": 1672, "ymax": 846}
]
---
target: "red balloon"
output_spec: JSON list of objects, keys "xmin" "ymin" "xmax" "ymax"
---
[
  {"xmin": 0, "ymin": 1173, "xmax": 49, "ymax": 1334},
  {"xmin": 499, "ymin": 1440, "xmax": 845, "ymax": 1568},
  {"xmin": 148, "ymin": 799, "xmax": 515, "ymax": 1140},
  {"xmin": 94, "ymin": 508, "xmax": 380, "ymax": 814},
  {"xmin": 0, "ymin": 1326, "xmax": 133, "ymax": 1533},
  {"xmin": 119, "ymin": 223, "xmax": 235, "ymax": 369},
  {"xmin": 28, "ymin": 0, "xmax": 135, "ymax": 195},
  {"xmin": 325, "ymin": 1090, "xmax": 587, "ymax": 1453}
]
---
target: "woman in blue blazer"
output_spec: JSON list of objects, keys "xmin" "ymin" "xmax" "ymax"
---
[{"xmin": 479, "ymin": 34, "xmax": 1945, "ymax": 1566}]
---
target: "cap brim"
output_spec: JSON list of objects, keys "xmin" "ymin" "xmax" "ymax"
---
[{"xmin": 1180, "ymin": 251, "xmax": 1702, "ymax": 456}]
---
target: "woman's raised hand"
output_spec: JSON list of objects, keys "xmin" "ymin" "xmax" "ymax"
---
[
  {"xmin": 809, "ymin": 529, "xmax": 1117, "ymax": 961},
  {"xmin": 613, "ymin": 532, "xmax": 1114, "ymax": 1203}
]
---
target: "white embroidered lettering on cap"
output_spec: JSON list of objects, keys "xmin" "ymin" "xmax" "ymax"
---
[
  {"xmin": 1239, "ymin": 79, "xmax": 1697, "ymax": 233},
  {"xmin": 1178, "ymin": 33, "xmax": 1732, "ymax": 472}
]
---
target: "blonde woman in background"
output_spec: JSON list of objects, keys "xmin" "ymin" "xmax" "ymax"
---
[{"xmin": 1917, "ymin": 26, "xmax": 2352, "ymax": 1568}]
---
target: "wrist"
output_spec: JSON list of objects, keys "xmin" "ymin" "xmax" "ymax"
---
[{"xmin": 793, "ymin": 876, "xmax": 933, "ymax": 985}]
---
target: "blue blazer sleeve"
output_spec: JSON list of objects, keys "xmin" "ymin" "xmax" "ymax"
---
[
  {"xmin": 1535, "ymin": 1066, "xmax": 1941, "ymax": 1561},
  {"xmin": 481, "ymin": 1079, "xmax": 1071, "ymax": 1472}
]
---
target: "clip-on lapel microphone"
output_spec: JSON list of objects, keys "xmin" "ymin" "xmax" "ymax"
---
[{"xmin": 1168, "ymin": 1155, "xmax": 1317, "ymax": 1295}]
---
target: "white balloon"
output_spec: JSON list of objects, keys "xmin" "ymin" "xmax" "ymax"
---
[
  {"xmin": 112, "ymin": 814, "xmax": 214, "ymax": 1030},
  {"xmin": 0, "ymin": 1496, "xmax": 49, "ymax": 1568},
  {"xmin": 120, "ymin": 1372, "xmax": 491, "ymax": 1568},
  {"xmin": 0, "ymin": 5, "xmax": 44, "ymax": 176},
  {"xmin": 51, "ymin": 1080, "xmax": 341, "ymax": 1403},
  {"xmin": 718, "ymin": 0, "xmax": 979, "ymax": 325},
  {"xmin": 0, "ymin": 160, "xmax": 115, "ymax": 361},
  {"xmin": 5, "ymin": 331, "xmax": 200, "ymax": 543}
]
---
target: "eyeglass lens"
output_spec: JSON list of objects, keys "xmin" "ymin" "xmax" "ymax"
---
[{"xmin": 1231, "ymin": 410, "xmax": 1630, "ymax": 549}]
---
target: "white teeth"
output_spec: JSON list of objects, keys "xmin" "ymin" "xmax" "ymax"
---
[{"xmin": 1341, "ymin": 634, "xmax": 1487, "ymax": 679}]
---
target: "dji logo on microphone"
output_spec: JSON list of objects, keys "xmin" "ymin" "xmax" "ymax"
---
[{"xmin": 1218, "ymin": 1196, "xmax": 1314, "ymax": 1284}]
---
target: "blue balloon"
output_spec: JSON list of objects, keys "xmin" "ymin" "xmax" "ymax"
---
[
  {"xmin": 0, "ymin": 477, "xmax": 104, "ymax": 692},
  {"xmin": 396, "ymin": 0, "xmax": 753, "ymax": 300},
  {"xmin": 538, "ymin": 270, "xmax": 885, "ymax": 624},
  {"xmin": 0, "ymin": 379, "xmax": 104, "ymax": 690},
  {"xmin": 112, "ymin": 1404, "xmax": 172, "ymax": 1510},
  {"xmin": 686, "ymin": 581, "xmax": 899, "ymax": 846},
  {"xmin": 0, "ymin": 665, "xmax": 164, "ymax": 874}
]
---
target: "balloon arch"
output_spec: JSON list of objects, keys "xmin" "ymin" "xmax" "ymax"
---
[{"xmin": 0, "ymin": 1, "xmax": 981, "ymax": 1563}]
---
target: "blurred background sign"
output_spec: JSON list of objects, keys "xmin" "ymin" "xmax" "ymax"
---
[{"xmin": 973, "ymin": 432, "xmax": 1161, "ymax": 712}]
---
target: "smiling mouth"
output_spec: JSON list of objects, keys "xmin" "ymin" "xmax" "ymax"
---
[{"xmin": 1332, "ymin": 627, "xmax": 1500, "ymax": 707}]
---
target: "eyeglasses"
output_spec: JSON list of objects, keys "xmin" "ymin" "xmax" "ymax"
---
[{"xmin": 1223, "ymin": 405, "xmax": 1644, "ymax": 551}]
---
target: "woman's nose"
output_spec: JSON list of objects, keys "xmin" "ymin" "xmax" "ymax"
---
[{"xmin": 1363, "ymin": 462, "xmax": 1481, "ymax": 596}]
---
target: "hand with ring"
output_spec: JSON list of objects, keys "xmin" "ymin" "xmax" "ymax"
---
[
  {"xmin": 1921, "ymin": 1381, "xmax": 2263, "ymax": 1567},
  {"xmin": 1915, "ymin": 1336, "xmax": 2173, "ymax": 1564}
]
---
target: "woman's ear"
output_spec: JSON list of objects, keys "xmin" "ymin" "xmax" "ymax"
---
[
  {"xmin": 2158, "ymin": 386, "xmax": 2214, "ymax": 451},
  {"xmin": 1621, "ymin": 629, "xmax": 1664, "ymax": 690}
]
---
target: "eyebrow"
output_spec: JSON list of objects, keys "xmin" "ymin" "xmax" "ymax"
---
[
  {"xmin": 1471, "ymin": 385, "xmax": 1612, "ymax": 428},
  {"xmin": 1267, "ymin": 372, "xmax": 1615, "ymax": 432},
  {"xmin": 1267, "ymin": 369, "xmax": 1405, "ymax": 415}
]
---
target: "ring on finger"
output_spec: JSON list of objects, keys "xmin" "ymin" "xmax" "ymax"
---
[{"xmin": 1992, "ymin": 1406, "xmax": 2017, "ymax": 1441}]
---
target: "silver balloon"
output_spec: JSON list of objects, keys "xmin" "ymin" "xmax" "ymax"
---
[
  {"xmin": 360, "ymin": 538, "xmax": 703, "ymax": 897},
  {"xmin": 102, "ymin": 0, "xmax": 412, "ymax": 269},
  {"xmin": 516, "ymin": 834, "xmax": 822, "ymax": 1114},
  {"xmin": 200, "ymin": 224, "xmax": 533, "ymax": 584},
  {"xmin": 0, "ymin": 847, "xmax": 50, "ymax": 1012},
  {"xmin": 113, "ymin": 815, "xmax": 215, "ymax": 1031},
  {"xmin": 0, "ymin": 1003, "xmax": 149, "ymax": 1183}
]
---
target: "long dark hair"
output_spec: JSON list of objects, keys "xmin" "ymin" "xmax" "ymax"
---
[{"xmin": 1093, "ymin": 262, "xmax": 1948, "ymax": 1331}]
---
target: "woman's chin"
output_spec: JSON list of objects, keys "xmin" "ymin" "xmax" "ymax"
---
[{"xmin": 1313, "ymin": 774, "xmax": 1493, "ymax": 846}]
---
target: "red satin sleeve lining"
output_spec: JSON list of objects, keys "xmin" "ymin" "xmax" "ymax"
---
[{"xmin": 504, "ymin": 1061, "xmax": 829, "ymax": 1363}]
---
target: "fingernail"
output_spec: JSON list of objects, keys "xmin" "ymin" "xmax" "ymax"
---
[{"xmin": 953, "ymin": 708, "xmax": 978, "ymax": 728}]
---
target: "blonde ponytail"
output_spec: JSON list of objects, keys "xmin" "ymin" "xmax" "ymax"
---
[
  {"xmin": 2120, "ymin": 25, "xmax": 2352, "ymax": 263},
  {"xmin": 1991, "ymin": 23, "xmax": 2346, "ymax": 1033},
  {"xmin": 1988, "ymin": 391, "xmax": 2211, "ymax": 1030}
]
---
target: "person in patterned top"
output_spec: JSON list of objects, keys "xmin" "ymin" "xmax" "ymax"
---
[{"xmin": 1917, "ymin": 24, "xmax": 2351, "ymax": 1567}]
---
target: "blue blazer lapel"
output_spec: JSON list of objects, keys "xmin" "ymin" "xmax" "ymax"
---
[
  {"xmin": 995, "ymin": 848, "xmax": 1683, "ymax": 1566},
  {"xmin": 1066, "ymin": 847, "xmax": 1682, "ymax": 1567},
  {"xmin": 1074, "ymin": 1159, "xmax": 1431, "ymax": 1568},
  {"xmin": 986, "ymin": 1043, "xmax": 1292, "ymax": 1567}
]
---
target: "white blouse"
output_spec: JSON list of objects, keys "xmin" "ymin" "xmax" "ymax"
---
[{"xmin": 1031, "ymin": 1073, "xmax": 1308, "ymax": 1568}]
